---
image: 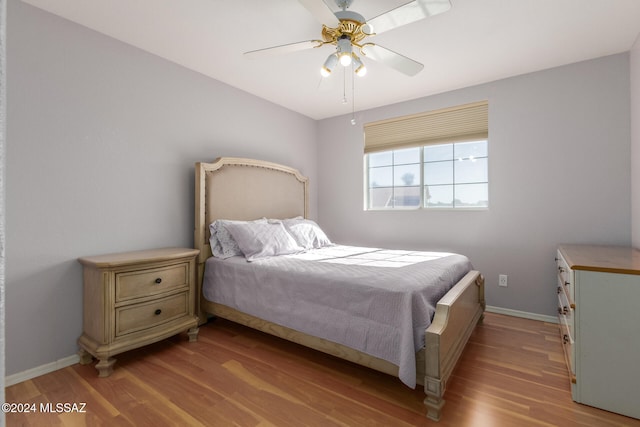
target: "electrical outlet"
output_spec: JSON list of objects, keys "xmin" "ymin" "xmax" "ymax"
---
[{"xmin": 498, "ymin": 274, "xmax": 508, "ymax": 287}]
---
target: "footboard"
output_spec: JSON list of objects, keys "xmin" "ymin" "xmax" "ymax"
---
[{"xmin": 423, "ymin": 270, "xmax": 485, "ymax": 421}]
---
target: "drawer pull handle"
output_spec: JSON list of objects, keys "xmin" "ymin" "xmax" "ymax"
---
[
  {"xmin": 558, "ymin": 267, "xmax": 565, "ymax": 273},
  {"xmin": 155, "ymin": 278, "xmax": 162, "ymax": 284},
  {"xmin": 557, "ymin": 286, "xmax": 562, "ymax": 294},
  {"xmin": 565, "ymin": 281, "xmax": 570, "ymax": 286},
  {"xmin": 563, "ymin": 334, "xmax": 569, "ymax": 344},
  {"xmin": 154, "ymin": 309, "xmax": 162, "ymax": 316}
]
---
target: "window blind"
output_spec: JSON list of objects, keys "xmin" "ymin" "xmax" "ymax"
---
[{"xmin": 363, "ymin": 101, "xmax": 488, "ymax": 154}]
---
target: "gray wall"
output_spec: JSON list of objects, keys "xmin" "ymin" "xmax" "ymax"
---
[
  {"xmin": 317, "ymin": 54, "xmax": 631, "ymax": 317},
  {"xmin": 632, "ymin": 35, "xmax": 640, "ymax": 248},
  {"xmin": 1, "ymin": 0, "xmax": 6, "ymax": 420},
  {"xmin": 5, "ymin": 0, "xmax": 317, "ymax": 376}
]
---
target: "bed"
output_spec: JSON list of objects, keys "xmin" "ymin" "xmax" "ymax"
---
[{"xmin": 194, "ymin": 156, "xmax": 485, "ymax": 421}]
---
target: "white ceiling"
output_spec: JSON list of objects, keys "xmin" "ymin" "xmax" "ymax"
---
[{"xmin": 21, "ymin": 0, "xmax": 640, "ymax": 120}]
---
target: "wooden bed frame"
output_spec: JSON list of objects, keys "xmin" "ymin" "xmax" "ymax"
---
[{"xmin": 194, "ymin": 157, "xmax": 485, "ymax": 421}]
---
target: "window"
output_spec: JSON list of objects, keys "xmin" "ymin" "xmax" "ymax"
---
[
  {"xmin": 368, "ymin": 147, "xmax": 421, "ymax": 208},
  {"xmin": 364, "ymin": 101, "xmax": 488, "ymax": 210},
  {"xmin": 423, "ymin": 140, "xmax": 488, "ymax": 208},
  {"xmin": 366, "ymin": 141, "xmax": 488, "ymax": 209}
]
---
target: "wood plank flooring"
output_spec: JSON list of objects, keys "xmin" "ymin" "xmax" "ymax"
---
[{"xmin": 5, "ymin": 313, "xmax": 640, "ymax": 426}]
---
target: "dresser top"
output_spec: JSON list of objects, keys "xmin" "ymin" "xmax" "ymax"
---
[
  {"xmin": 79, "ymin": 247, "xmax": 200, "ymax": 268},
  {"xmin": 559, "ymin": 244, "xmax": 640, "ymax": 275}
]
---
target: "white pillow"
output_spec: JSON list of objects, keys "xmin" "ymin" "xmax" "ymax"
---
[
  {"xmin": 209, "ymin": 219, "xmax": 266, "ymax": 259},
  {"xmin": 225, "ymin": 221, "xmax": 304, "ymax": 261},
  {"xmin": 282, "ymin": 218, "xmax": 332, "ymax": 249}
]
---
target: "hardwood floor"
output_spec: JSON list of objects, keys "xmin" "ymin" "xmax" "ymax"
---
[{"xmin": 5, "ymin": 312, "xmax": 640, "ymax": 426}]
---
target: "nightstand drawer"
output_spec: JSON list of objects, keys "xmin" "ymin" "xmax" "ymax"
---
[
  {"xmin": 116, "ymin": 292, "xmax": 189, "ymax": 337},
  {"xmin": 116, "ymin": 263, "xmax": 189, "ymax": 302}
]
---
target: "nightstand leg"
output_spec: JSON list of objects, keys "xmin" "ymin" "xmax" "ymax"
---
[
  {"xmin": 187, "ymin": 326, "xmax": 199, "ymax": 342},
  {"xmin": 78, "ymin": 348, "xmax": 94, "ymax": 365},
  {"xmin": 95, "ymin": 357, "xmax": 116, "ymax": 377}
]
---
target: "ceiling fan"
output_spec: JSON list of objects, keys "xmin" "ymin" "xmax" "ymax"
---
[{"xmin": 245, "ymin": 0, "xmax": 452, "ymax": 78}]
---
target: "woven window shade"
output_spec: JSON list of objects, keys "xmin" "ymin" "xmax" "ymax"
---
[{"xmin": 364, "ymin": 101, "xmax": 488, "ymax": 154}]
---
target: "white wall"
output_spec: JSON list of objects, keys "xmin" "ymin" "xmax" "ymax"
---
[
  {"xmin": 317, "ymin": 54, "xmax": 631, "ymax": 317},
  {"xmin": 631, "ymin": 34, "xmax": 640, "ymax": 248},
  {"xmin": 5, "ymin": 0, "xmax": 317, "ymax": 376}
]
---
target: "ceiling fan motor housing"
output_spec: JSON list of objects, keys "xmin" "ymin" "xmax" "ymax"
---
[{"xmin": 322, "ymin": 10, "xmax": 370, "ymax": 47}]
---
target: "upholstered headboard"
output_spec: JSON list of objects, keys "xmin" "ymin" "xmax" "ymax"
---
[{"xmin": 194, "ymin": 157, "xmax": 309, "ymax": 264}]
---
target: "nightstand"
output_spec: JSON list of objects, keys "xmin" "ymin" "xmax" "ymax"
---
[{"xmin": 77, "ymin": 247, "xmax": 200, "ymax": 377}]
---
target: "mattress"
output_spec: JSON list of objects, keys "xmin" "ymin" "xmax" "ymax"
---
[{"xmin": 203, "ymin": 245, "xmax": 472, "ymax": 387}]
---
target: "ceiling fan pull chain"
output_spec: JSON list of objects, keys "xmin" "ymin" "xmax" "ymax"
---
[
  {"xmin": 342, "ymin": 66, "xmax": 348, "ymax": 104},
  {"xmin": 351, "ymin": 62, "xmax": 356, "ymax": 126}
]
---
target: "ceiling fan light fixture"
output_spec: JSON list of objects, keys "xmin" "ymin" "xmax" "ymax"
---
[
  {"xmin": 320, "ymin": 53, "xmax": 338, "ymax": 77},
  {"xmin": 336, "ymin": 37, "xmax": 353, "ymax": 67},
  {"xmin": 339, "ymin": 53, "xmax": 352, "ymax": 67},
  {"xmin": 352, "ymin": 53, "xmax": 367, "ymax": 76}
]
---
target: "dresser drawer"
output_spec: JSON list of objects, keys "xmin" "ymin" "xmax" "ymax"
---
[
  {"xmin": 559, "ymin": 315, "xmax": 576, "ymax": 380},
  {"xmin": 116, "ymin": 263, "xmax": 189, "ymax": 302},
  {"xmin": 557, "ymin": 291, "xmax": 574, "ymax": 341},
  {"xmin": 557, "ymin": 285, "xmax": 575, "ymax": 322},
  {"xmin": 556, "ymin": 250, "xmax": 575, "ymax": 305},
  {"xmin": 116, "ymin": 292, "xmax": 189, "ymax": 337},
  {"xmin": 557, "ymin": 274, "xmax": 575, "ymax": 309}
]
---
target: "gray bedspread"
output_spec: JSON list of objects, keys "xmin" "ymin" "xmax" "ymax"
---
[{"xmin": 203, "ymin": 245, "xmax": 472, "ymax": 388}]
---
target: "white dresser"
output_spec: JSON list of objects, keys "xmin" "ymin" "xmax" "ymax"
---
[{"xmin": 556, "ymin": 245, "xmax": 640, "ymax": 419}]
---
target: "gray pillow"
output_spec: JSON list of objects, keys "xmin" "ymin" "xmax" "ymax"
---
[
  {"xmin": 225, "ymin": 221, "xmax": 304, "ymax": 261},
  {"xmin": 209, "ymin": 218, "xmax": 266, "ymax": 258},
  {"xmin": 282, "ymin": 218, "xmax": 332, "ymax": 249}
]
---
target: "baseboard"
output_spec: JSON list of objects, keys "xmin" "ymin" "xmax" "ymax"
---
[
  {"xmin": 486, "ymin": 305, "xmax": 557, "ymax": 324},
  {"xmin": 5, "ymin": 354, "xmax": 79, "ymax": 387},
  {"xmin": 5, "ymin": 307, "xmax": 555, "ymax": 387}
]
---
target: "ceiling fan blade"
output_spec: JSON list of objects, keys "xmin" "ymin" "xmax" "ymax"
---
[
  {"xmin": 365, "ymin": 0, "xmax": 451, "ymax": 35},
  {"xmin": 245, "ymin": 40, "xmax": 323, "ymax": 59},
  {"xmin": 360, "ymin": 44, "xmax": 424, "ymax": 76},
  {"xmin": 297, "ymin": 0, "xmax": 340, "ymax": 27}
]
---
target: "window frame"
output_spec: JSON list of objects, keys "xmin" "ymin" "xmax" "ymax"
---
[{"xmin": 365, "ymin": 139, "xmax": 489, "ymax": 211}]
